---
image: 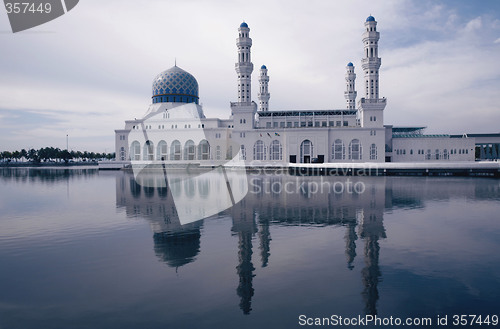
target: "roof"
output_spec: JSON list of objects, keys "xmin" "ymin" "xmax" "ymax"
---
[
  {"xmin": 393, "ymin": 134, "xmax": 450, "ymax": 138},
  {"xmin": 392, "ymin": 127, "xmax": 426, "ymax": 133},
  {"xmin": 257, "ymin": 110, "xmax": 357, "ymax": 117},
  {"xmin": 450, "ymin": 133, "xmax": 500, "ymax": 138}
]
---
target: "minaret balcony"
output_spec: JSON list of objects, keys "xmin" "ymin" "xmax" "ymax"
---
[
  {"xmin": 236, "ymin": 38, "xmax": 252, "ymax": 47},
  {"xmin": 361, "ymin": 58, "xmax": 381, "ymax": 66},
  {"xmin": 235, "ymin": 62, "xmax": 254, "ymax": 70},
  {"xmin": 359, "ymin": 97, "xmax": 386, "ymax": 104}
]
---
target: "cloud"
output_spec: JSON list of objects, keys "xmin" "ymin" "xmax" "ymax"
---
[
  {"xmin": 464, "ymin": 17, "xmax": 482, "ymax": 32},
  {"xmin": 1, "ymin": 0, "xmax": 500, "ymax": 151}
]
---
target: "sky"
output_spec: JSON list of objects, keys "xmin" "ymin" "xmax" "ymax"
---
[{"xmin": 1, "ymin": 0, "xmax": 499, "ymax": 152}]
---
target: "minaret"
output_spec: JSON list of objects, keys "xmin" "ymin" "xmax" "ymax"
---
[
  {"xmin": 344, "ymin": 62, "xmax": 357, "ymax": 109},
  {"xmin": 258, "ymin": 65, "xmax": 270, "ymax": 111},
  {"xmin": 232, "ymin": 22, "xmax": 257, "ymax": 130},
  {"xmin": 362, "ymin": 16, "xmax": 381, "ymax": 99},
  {"xmin": 236, "ymin": 22, "xmax": 253, "ymax": 105},
  {"xmin": 358, "ymin": 15, "xmax": 386, "ymax": 141}
]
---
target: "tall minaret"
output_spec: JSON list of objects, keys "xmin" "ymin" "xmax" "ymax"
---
[
  {"xmin": 236, "ymin": 22, "xmax": 253, "ymax": 105},
  {"xmin": 344, "ymin": 62, "xmax": 357, "ymax": 109},
  {"xmin": 362, "ymin": 16, "xmax": 381, "ymax": 99},
  {"xmin": 258, "ymin": 65, "xmax": 270, "ymax": 111},
  {"xmin": 358, "ymin": 15, "xmax": 386, "ymax": 139}
]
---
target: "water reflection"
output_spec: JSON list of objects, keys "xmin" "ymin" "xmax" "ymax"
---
[
  {"xmin": 1, "ymin": 168, "xmax": 499, "ymax": 328},
  {"xmin": 114, "ymin": 172, "xmax": 500, "ymax": 317},
  {"xmin": 231, "ymin": 199, "xmax": 258, "ymax": 314},
  {"xmin": 0, "ymin": 167, "xmax": 98, "ymax": 184},
  {"xmin": 115, "ymin": 171, "xmax": 392, "ymax": 315}
]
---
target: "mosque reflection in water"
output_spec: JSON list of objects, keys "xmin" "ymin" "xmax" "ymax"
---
[{"xmin": 115, "ymin": 170, "xmax": 386, "ymax": 315}]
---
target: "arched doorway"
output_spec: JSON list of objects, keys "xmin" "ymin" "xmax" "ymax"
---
[{"xmin": 300, "ymin": 139, "xmax": 313, "ymax": 163}]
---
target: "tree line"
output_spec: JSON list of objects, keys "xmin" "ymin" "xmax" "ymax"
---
[{"xmin": 0, "ymin": 147, "xmax": 115, "ymax": 163}]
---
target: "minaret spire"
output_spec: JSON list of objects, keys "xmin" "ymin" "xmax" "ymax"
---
[
  {"xmin": 362, "ymin": 15, "xmax": 381, "ymax": 99},
  {"xmin": 235, "ymin": 22, "xmax": 253, "ymax": 105},
  {"xmin": 344, "ymin": 62, "xmax": 357, "ymax": 109},
  {"xmin": 258, "ymin": 65, "xmax": 270, "ymax": 111}
]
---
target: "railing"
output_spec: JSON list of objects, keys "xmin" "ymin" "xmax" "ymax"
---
[{"xmin": 359, "ymin": 98, "xmax": 386, "ymax": 103}]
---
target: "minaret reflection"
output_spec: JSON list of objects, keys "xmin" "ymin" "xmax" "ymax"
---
[
  {"xmin": 358, "ymin": 184, "xmax": 386, "ymax": 315},
  {"xmin": 258, "ymin": 216, "xmax": 271, "ymax": 267},
  {"xmin": 345, "ymin": 221, "xmax": 358, "ymax": 270},
  {"xmin": 231, "ymin": 199, "xmax": 257, "ymax": 315}
]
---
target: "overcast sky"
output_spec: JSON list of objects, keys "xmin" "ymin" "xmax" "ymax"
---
[{"xmin": 1, "ymin": 0, "xmax": 499, "ymax": 152}]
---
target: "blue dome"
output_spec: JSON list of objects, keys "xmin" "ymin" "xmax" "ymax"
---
[
  {"xmin": 347, "ymin": 62, "xmax": 353, "ymax": 66},
  {"xmin": 152, "ymin": 66, "xmax": 199, "ymax": 104},
  {"xmin": 366, "ymin": 15, "xmax": 375, "ymax": 22},
  {"xmin": 261, "ymin": 65, "xmax": 267, "ymax": 69},
  {"xmin": 240, "ymin": 22, "xmax": 248, "ymax": 28}
]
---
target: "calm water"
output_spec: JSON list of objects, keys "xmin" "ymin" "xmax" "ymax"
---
[{"xmin": 1, "ymin": 168, "xmax": 500, "ymax": 329}]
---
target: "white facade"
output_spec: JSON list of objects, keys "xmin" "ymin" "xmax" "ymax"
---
[
  {"xmin": 115, "ymin": 17, "xmax": 478, "ymax": 165},
  {"xmin": 392, "ymin": 137, "xmax": 475, "ymax": 162}
]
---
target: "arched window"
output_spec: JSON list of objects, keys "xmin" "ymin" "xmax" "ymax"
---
[
  {"xmin": 300, "ymin": 139, "xmax": 313, "ymax": 163},
  {"xmin": 197, "ymin": 140, "xmax": 210, "ymax": 160},
  {"xmin": 332, "ymin": 139, "xmax": 345, "ymax": 160},
  {"xmin": 157, "ymin": 140, "xmax": 167, "ymax": 161},
  {"xmin": 254, "ymin": 140, "xmax": 265, "ymax": 160},
  {"xmin": 227, "ymin": 145, "xmax": 233, "ymax": 160},
  {"xmin": 269, "ymin": 140, "xmax": 282, "ymax": 161},
  {"xmin": 130, "ymin": 141, "xmax": 140, "ymax": 161},
  {"xmin": 435, "ymin": 149, "xmax": 440, "ymax": 160},
  {"xmin": 443, "ymin": 149, "xmax": 449, "ymax": 160},
  {"xmin": 184, "ymin": 140, "xmax": 195, "ymax": 160},
  {"xmin": 120, "ymin": 147, "xmax": 126, "ymax": 161},
  {"xmin": 370, "ymin": 144, "xmax": 377, "ymax": 160},
  {"xmin": 349, "ymin": 139, "xmax": 362, "ymax": 160},
  {"xmin": 143, "ymin": 140, "xmax": 154, "ymax": 161},
  {"xmin": 240, "ymin": 145, "xmax": 246, "ymax": 160},
  {"xmin": 216, "ymin": 145, "xmax": 221, "ymax": 160},
  {"xmin": 170, "ymin": 140, "xmax": 181, "ymax": 160}
]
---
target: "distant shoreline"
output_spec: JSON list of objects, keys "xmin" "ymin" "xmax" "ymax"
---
[{"xmin": 0, "ymin": 161, "xmax": 98, "ymax": 167}]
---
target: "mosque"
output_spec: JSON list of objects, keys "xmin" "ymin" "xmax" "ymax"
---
[{"xmin": 114, "ymin": 16, "xmax": 500, "ymax": 165}]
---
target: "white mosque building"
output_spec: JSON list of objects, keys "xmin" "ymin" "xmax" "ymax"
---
[{"xmin": 114, "ymin": 16, "xmax": 499, "ymax": 166}]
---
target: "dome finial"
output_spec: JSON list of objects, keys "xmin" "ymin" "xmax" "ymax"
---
[{"xmin": 175, "ymin": 57, "xmax": 177, "ymax": 67}]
